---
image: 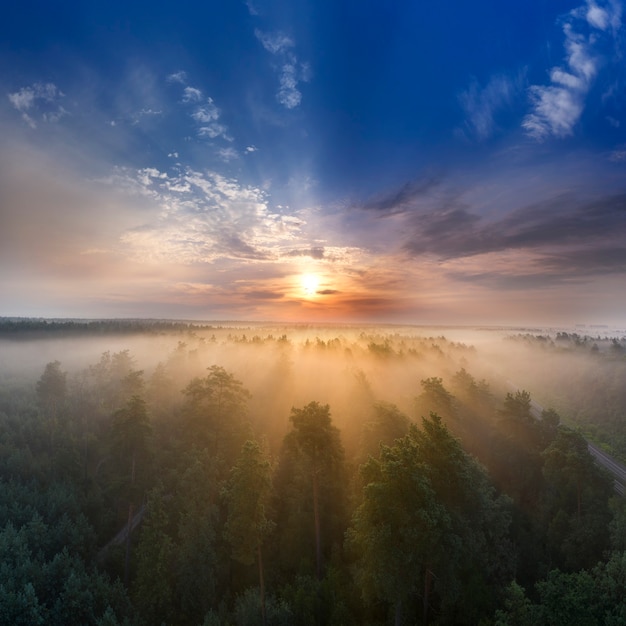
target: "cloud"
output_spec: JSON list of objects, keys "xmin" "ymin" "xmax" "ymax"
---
[
  {"xmin": 586, "ymin": 1, "xmax": 611, "ymax": 29},
  {"xmin": 254, "ymin": 29, "xmax": 294, "ymax": 54},
  {"xmin": 182, "ymin": 86, "xmax": 203, "ymax": 103},
  {"xmin": 166, "ymin": 71, "xmax": 187, "ymax": 84},
  {"xmin": 401, "ymin": 191, "xmax": 626, "ymax": 281},
  {"xmin": 254, "ymin": 29, "xmax": 308, "ymax": 109},
  {"xmin": 7, "ymin": 82, "xmax": 67, "ymax": 128},
  {"xmin": 113, "ymin": 167, "xmax": 306, "ymax": 265},
  {"xmin": 523, "ymin": 0, "xmax": 622, "ymax": 140},
  {"xmin": 166, "ymin": 72, "xmax": 232, "ymax": 141},
  {"xmin": 581, "ymin": 0, "xmax": 621, "ymax": 32},
  {"xmin": 460, "ymin": 73, "xmax": 524, "ymax": 140},
  {"xmin": 191, "ymin": 98, "xmax": 220, "ymax": 123},
  {"xmin": 609, "ymin": 146, "xmax": 626, "ymax": 160},
  {"xmin": 217, "ymin": 147, "xmax": 239, "ymax": 162},
  {"xmin": 359, "ymin": 178, "xmax": 442, "ymax": 213},
  {"xmin": 183, "ymin": 96, "xmax": 232, "ymax": 141},
  {"xmin": 245, "ymin": 1, "xmax": 259, "ymax": 16},
  {"xmin": 286, "ymin": 247, "xmax": 326, "ymax": 259},
  {"xmin": 277, "ymin": 63, "xmax": 302, "ymax": 109}
]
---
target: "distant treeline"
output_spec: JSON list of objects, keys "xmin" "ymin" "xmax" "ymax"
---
[{"xmin": 0, "ymin": 318, "xmax": 216, "ymax": 338}]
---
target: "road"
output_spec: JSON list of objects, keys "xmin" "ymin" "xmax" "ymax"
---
[
  {"xmin": 506, "ymin": 380, "xmax": 626, "ymax": 496},
  {"xmin": 587, "ymin": 443, "xmax": 626, "ymax": 496}
]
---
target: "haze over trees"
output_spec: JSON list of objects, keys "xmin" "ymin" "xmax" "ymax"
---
[{"xmin": 0, "ymin": 319, "xmax": 625, "ymax": 624}]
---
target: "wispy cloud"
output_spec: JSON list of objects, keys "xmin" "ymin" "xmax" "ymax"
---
[
  {"xmin": 244, "ymin": 0, "xmax": 259, "ymax": 16},
  {"xmin": 254, "ymin": 29, "xmax": 310, "ymax": 109},
  {"xmin": 358, "ymin": 178, "xmax": 442, "ymax": 213},
  {"xmin": 523, "ymin": 0, "xmax": 622, "ymax": 140},
  {"xmin": 7, "ymin": 82, "xmax": 67, "ymax": 128},
  {"xmin": 460, "ymin": 73, "xmax": 524, "ymax": 140}
]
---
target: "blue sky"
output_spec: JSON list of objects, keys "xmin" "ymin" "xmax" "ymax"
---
[{"xmin": 1, "ymin": 0, "xmax": 625, "ymax": 325}]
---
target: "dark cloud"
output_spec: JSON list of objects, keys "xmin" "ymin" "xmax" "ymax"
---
[
  {"xmin": 359, "ymin": 177, "xmax": 441, "ymax": 214},
  {"xmin": 403, "ymin": 194, "xmax": 626, "ymax": 273},
  {"xmin": 447, "ymin": 269, "xmax": 579, "ymax": 290},
  {"xmin": 539, "ymin": 247, "xmax": 626, "ymax": 277},
  {"xmin": 317, "ymin": 289, "xmax": 340, "ymax": 295}
]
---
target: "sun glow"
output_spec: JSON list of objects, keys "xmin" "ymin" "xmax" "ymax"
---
[{"xmin": 301, "ymin": 273, "xmax": 320, "ymax": 297}]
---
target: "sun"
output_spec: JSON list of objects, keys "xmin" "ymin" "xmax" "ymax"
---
[{"xmin": 301, "ymin": 273, "xmax": 320, "ymax": 297}]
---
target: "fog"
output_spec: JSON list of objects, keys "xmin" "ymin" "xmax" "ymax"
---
[{"xmin": 2, "ymin": 321, "xmax": 625, "ymax": 458}]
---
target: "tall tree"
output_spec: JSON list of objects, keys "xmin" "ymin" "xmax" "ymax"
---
[
  {"xmin": 181, "ymin": 365, "xmax": 251, "ymax": 468},
  {"xmin": 277, "ymin": 401, "xmax": 345, "ymax": 580},
  {"xmin": 223, "ymin": 440, "xmax": 274, "ymax": 624},
  {"xmin": 541, "ymin": 428, "xmax": 613, "ymax": 570},
  {"xmin": 36, "ymin": 360, "xmax": 67, "ymax": 419},
  {"xmin": 109, "ymin": 395, "xmax": 152, "ymax": 586}
]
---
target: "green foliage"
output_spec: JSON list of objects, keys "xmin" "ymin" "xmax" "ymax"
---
[
  {"xmin": 233, "ymin": 587, "xmax": 294, "ymax": 625},
  {"xmin": 181, "ymin": 365, "xmax": 252, "ymax": 469},
  {"xmin": 348, "ymin": 414, "xmax": 514, "ymax": 624},
  {"xmin": 224, "ymin": 440, "xmax": 274, "ymax": 566},
  {"xmin": 358, "ymin": 402, "xmax": 410, "ymax": 461},
  {"xmin": 416, "ymin": 377, "xmax": 456, "ymax": 420},
  {"xmin": 36, "ymin": 361, "xmax": 67, "ymax": 418},
  {"xmin": 132, "ymin": 486, "xmax": 176, "ymax": 625},
  {"xmin": 541, "ymin": 428, "xmax": 613, "ymax": 570},
  {"xmin": 1, "ymin": 326, "xmax": 625, "ymax": 623},
  {"xmin": 275, "ymin": 402, "xmax": 346, "ymax": 580}
]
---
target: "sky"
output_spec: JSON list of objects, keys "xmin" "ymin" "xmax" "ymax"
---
[{"xmin": 1, "ymin": 0, "xmax": 625, "ymax": 325}]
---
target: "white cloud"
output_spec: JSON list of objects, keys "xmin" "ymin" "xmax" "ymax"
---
[
  {"xmin": 277, "ymin": 63, "xmax": 302, "ymax": 109},
  {"xmin": 167, "ymin": 71, "xmax": 187, "ymax": 84},
  {"xmin": 522, "ymin": 6, "xmax": 611, "ymax": 140},
  {"xmin": 254, "ymin": 29, "xmax": 294, "ymax": 54},
  {"xmin": 245, "ymin": 145, "xmax": 258, "ymax": 153},
  {"xmin": 254, "ymin": 29, "xmax": 308, "ymax": 109},
  {"xmin": 191, "ymin": 98, "xmax": 220, "ymax": 123},
  {"xmin": 7, "ymin": 82, "xmax": 66, "ymax": 128},
  {"xmin": 586, "ymin": 2, "xmax": 610, "ymax": 29},
  {"xmin": 217, "ymin": 147, "xmax": 239, "ymax": 162},
  {"xmin": 191, "ymin": 98, "xmax": 232, "ymax": 140},
  {"xmin": 182, "ymin": 86, "xmax": 203, "ymax": 102},
  {"xmin": 116, "ymin": 167, "xmax": 305, "ymax": 265},
  {"xmin": 523, "ymin": 86, "xmax": 584, "ymax": 139},
  {"xmin": 198, "ymin": 123, "xmax": 231, "ymax": 140},
  {"xmin": 8, "ymin": 87, "xmax": 35, "ymax": 112}
]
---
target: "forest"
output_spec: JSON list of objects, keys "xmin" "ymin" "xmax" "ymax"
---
[{"xmin": 0, "ymin": 319, "xmax": 625, "ymax": 625}]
